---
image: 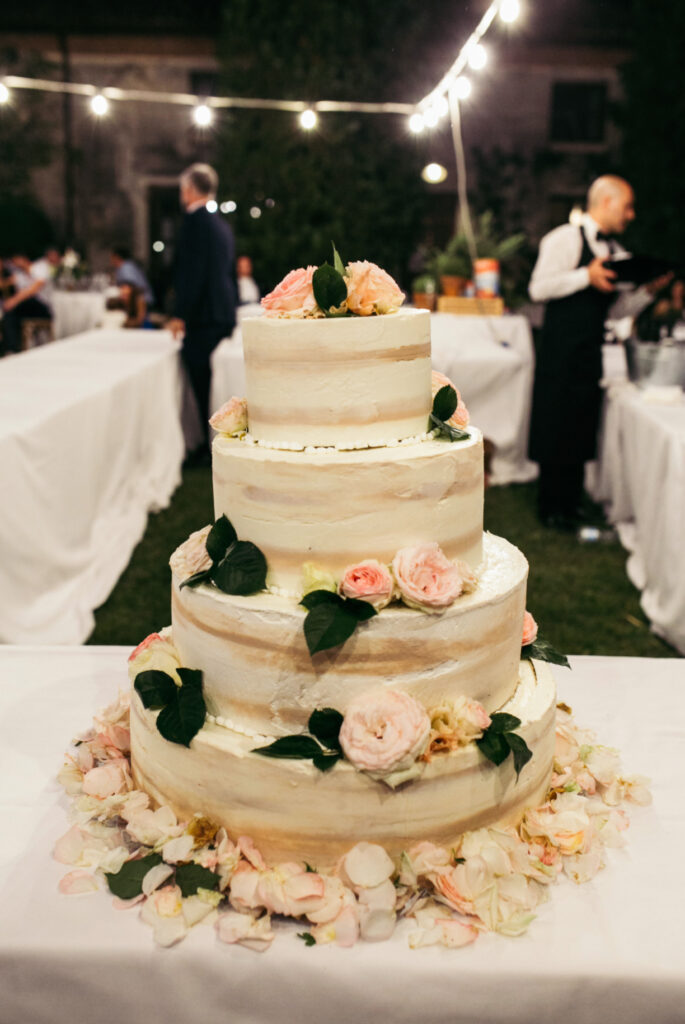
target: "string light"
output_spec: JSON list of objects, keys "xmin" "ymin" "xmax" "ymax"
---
[
  {"xmin": 299, "ymin": 108, "xmax": 318, "ymax": 130},
  {"xmin": 421, "ymin": 163, "xmax": 448, "ymax": 184},
  {"xmin": 0, "ymin": 83, "xmax": 10, "ymax": 104},
  {"xmin": 193, "ymin": 103, "xmax": 213, "ymax": 127},
  {"xmin": 423, "ymin": 106, "xmax": 440, "ymax": 128},
  {"xmin": 206, "ymin": 199, "xmax": 218, "ymax": 212},
  {"xmin": 90, "ymin": 93, "xmax": 109, "ymax": 116},
  {"xmin": 220, "ymin": 200, "xmax": 236, "ymax": 213},
  {"xmin": 152, "ymin": 240, "xmax": 165, "ymax": 252},
  {"xmin": 249, "ymin": 206, "xmax": 262, "ymax": 219},
  {"xmin": 408, "ymin": 112, "xmax": 425, "ymax": 133},
  {"xmin": 468, "ymin": 43, "xmax": 487, "ymax": 70},
  {"xmin": 454, "ymin": 76, "xmax": 472, "ymax": 100},
  {"xmin": 500, "ymin": 0, "xmax": 520, "ymax": 23}
]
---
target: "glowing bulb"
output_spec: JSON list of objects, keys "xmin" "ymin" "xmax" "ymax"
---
[
  {"xmin": 220, "ymin": 200, "xmax": 236, "ymax": 213},
  {"xmin": 90, "ymin": 93, "xmax": 109, "ymax": 117},
  {"xmin": 0, "ymin": 83, "xmax": 10, "ymax": 104},
  {"xmin": 468, "ymin": 44, "xmax": 487, "ymax": 70},
  {"xmin": 206, "ymin": 200, "xmax": 218, "ymax": 213},
  {"xmin": 437, "ymin": 96, "xmax": 449, "ymax": 118},
  {"xmin": 193, "ymin": 104, "xmax": 213, "ymax": 127},
  {"xmin": 421, "ymin": 163, "xmax": 448, "ymax": 184},
  {"xmin": 423, "ymin": 106, "xmax": 440, "ymax": 128},
  {"xmin": 250, "ymin": 206, "xmax": 262, "ymax": 219},
  {"xmin": 408, "ymin": 112, "xmax": 425, "ymax": 134},
  {"xmin": 500, "ymin": 0, "xmax": 520, "ymax": 23},
  {"xmin": 152, "ymin": 240, "xmax": 165, "ymax": 253},
  {"xmin": 454, "ymin": 76, "xmax": 472, "ymax": 100},
  {"xmin": 299, "ymin": 109, "xmax": 317, "ymax": 130},
  {"xmin": 265, "ymin": 198, "xmax": 275, "ymax": 208}
]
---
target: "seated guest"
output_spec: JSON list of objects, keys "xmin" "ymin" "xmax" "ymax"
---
[
  {"xmin": 1, "ymin": 252, "xmax": 55, "ymax": 352},
  {"xmin": 109, "ymin": 247, "xmax": 154, "ymax": 307},
  {"xmin": 119, "ymin": 283, "xmax": 151, "ymax": 328},
  {"xmin": 237, "ymin": 254, "xmax": 260, "ymax": 305}
]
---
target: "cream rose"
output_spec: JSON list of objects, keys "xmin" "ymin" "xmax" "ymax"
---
[
  {"xmin": 169, "ymin": 525, "xmax": 212, "ymax": 580},
  {"xmin": 521, "ymin": 611, "xmax": 538, "ymax": 647},
  {"xmin": 209, "ymin": 396, "xmax": 247, "ymax": 435},
  {"xmin": 127, "ymin": 628, "xmax": 182, "ymax": 683},
  {"xmin": 338, "ymin": 559, "xmax": 394, "ymax": 610},
  {"xmin": 392, "ymin": 544, "xmax": 464, "ymax": 613},
  {"xmin": 339, "ymin": 689, "xmax": 431, "ymax": 776},
  {"xmin": 431, "ymin": 370, "xmax": 470, "ymax": 428},
  {"xmin": 261, "ymin": 266, "xmax": 318, "ymax": 318},
  {"xmin": 345, "ymin": 261, "xmax": 405, "ymax": 316}
]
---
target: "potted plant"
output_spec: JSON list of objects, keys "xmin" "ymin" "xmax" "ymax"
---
[
  {"xmin": 428, "ymin": 240, "xmax": 472, "ymax": 296},
  {"xmin": 411, "ymin": 273, "xmax": 438, "ymax": 310}
]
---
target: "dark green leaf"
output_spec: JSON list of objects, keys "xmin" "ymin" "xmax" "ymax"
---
[
  {"xmin": 134, "ymin": 670, "xmax": 177, "ymax": 710},
  {"xmin": 179, "ymin": 568, "xmax": 213, "ymax": 591},
  {"xmin": 523, "ymin": 637, "xmax": 570, "ymax": 668},
  {"xmin": 308, "ymin": 708, "xmax": 344, "ymax": 751},
  {"xmin": 206, "ymin": 515, "xmax": 237, "ymax": 564},
  {"xmin": 212, "ymin": 540, "xmax": 267, "ymax": 595},
  {"xmin": 253, "ymin": 735, "xmax": 324, "ymax": 760},
  {"xmin": 432, "ymin": 384, "xmax": 458, "ymax": 422},
  {"xmin": 429, "ymin": 413, "xmax": 471, "ymax": 443},
  {"xmin": 175, "ymin": 862, "xmax": 221, "ymax": 897},
  {"xmin": 487, "ymin": 712, "xmax": 522, "ymax": 735},
  {"xmin": 312, "ymin": 750, "xmax": 342, "ymax": 772},
  {"xmin": 344, "ymin": 597, "xmax": 378, "ymax": 622},
  {"xmin": 304, "ymin": 863, "xmax": 317, "ymax": 873},
  {"xmin": 300, "ymin": 589, "xmax": 342, "ymax": 611},
  {"xmin": 177, "ymin": 667, "xmax": 203, "ymax": 690},
  {"xmin": 303, "ymin": 601, "xmax": 359, "ymax": 655},
  {"xmin": 297, "ymin": 932, "xmax": 316, "ymax": 946},
  {"xmin": 476, "ymin": 730, "xmax": 510, "ymax": 767},
  {"xmin": 313, "ymin": 262, "xmax": 347, "ymax": 315},
  {"xmin": 505, "ymin": 732, "xmax": 533, "ymax": 780},
  {"xmin": 105, "ymin": 852, "xmax": 162, "ymax": 900},
  {"xmin": 156, "ymin": 680, "xmax": 206, "ymax": 747},
  {"xmin": 332, "ymin": 241, "xmax": 345, "ymax": 277}
]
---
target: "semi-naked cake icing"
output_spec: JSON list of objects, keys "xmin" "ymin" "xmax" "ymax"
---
[{"xmin": 129, "ymin": 260, "xmax": 557, "ymax": 870}]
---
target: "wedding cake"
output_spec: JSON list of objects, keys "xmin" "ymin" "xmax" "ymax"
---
[{"xmin": 128, "ymin": 255, "xmax": 557, "ymax": 869}]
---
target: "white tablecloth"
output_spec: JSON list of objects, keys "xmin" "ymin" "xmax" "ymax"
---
[
  {"xmin": 0, "ymin": 647, "xmax": 682, "ymax": 1024},
  {"xmin": 590, "ymin": 385, "xmax": 685, "ymax": 654},
  {"xmin": 52, "ymin": 291, "xmax": 107, "ymax": 339},
  {"xmin": 0, "ymin": 330, "xmax": 185, "ymax": 644},
  {"xmin": 211, "ymin": 313, "xmax": 536, "ymax": 485}
]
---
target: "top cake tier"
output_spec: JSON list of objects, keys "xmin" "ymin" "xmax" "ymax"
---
[{"xmin": 241, "ymin": 308, "xmax": 432, "ymax": 447}]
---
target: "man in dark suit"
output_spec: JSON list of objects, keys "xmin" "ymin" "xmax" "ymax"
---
[{"xmin": 168, "ymin": 163, "xmax": 237, "ymax": 455}]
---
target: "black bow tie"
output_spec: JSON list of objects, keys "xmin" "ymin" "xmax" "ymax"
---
[{"xmin": 596, "ymin": 231, "xmax": 614, "ymax": 243}]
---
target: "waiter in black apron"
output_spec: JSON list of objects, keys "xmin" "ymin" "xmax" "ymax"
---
[{"xmin": 528, "ymin": 175, "xmax": 668, "ymax": 529}]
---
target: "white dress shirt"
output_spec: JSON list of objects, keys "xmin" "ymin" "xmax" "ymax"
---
[{"xmin": 529, "ymin": 213, "xmax": 651, "ymax": 321}]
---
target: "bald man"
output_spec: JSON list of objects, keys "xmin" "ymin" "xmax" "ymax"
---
[{"xmin": 528, "ymin": 175, "xmax": 670, "ymax": 528}]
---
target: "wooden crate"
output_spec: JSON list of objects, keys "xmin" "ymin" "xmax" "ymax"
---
[{"xmin": 437, "ymin": 296, "xmax": 504, "ymax": 316}]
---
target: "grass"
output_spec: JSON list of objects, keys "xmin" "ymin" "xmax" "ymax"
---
[{"xmin": 89, "ymin": 469, "xmax": 678, "ymax": 658}]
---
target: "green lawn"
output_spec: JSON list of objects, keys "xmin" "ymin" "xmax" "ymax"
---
[{"xmin": 88, "ymin": 469, "xmax": 677, "ymax": 658}]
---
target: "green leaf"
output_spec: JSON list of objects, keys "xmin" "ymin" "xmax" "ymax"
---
[
  {"xmin": 300, "ymin": 589, "xmax": 342, "ymax": 611},
  {"xmin": 312, "ymin": 262, "xmax": 347, "ymax": 315},
  {"xmin": 308, "ymin": 708, "xmax": 344, "ymax": 751},
  {"xmin": 177, "ymin": 667, "xmax": 203, "ymax": 690},
  {"xmin": 179, "ymin": 568, "xmax": 213, "ymax": 591},
  {"xmin": 303, "ymin": 601, "xmax": 360, "ymax": 655},
  {"xmin": 105, "ymin": 852, "xmax": 162, "ymax": 900},
  {"xmin": 344, "ymin": 597, "xmax": 378, "ymax": 622},
  {"xmin": 312, "ymin": 750, "xmax": 342, "ymax": 772},
  {"xmin": 523, "ymin": 637, "xmax": 570, "ymax": 668},
  {"xmin": 476, "ymin": 730, "xmax": 510, "ymax": 767},
  {"xmin": 332, "ymin": 241, "xmax": 345, "ymax": 277},
  {"xmin": 206, "ymin": 515, "xmax": 237, "ymax": 564},
  {"xmin": 174, "ymin": 862, "xmax": 221, "ymax": 897},
  {"xmin": 297, "ymin": 932, "xmax": 316, "ymax": 946},
  {"xmin": 432, "ymin": 384, "xmax": 458, "ymax": 422},
  {"xmin": 156, "ymin": 678, "xmax": 206, "ymax": 747},
  {"xmin": 253, "ymin": 735, "xmax": 325, "ymax": 760},
  {"xmin": 487, "ymin": 712, "xmax": 522, "ymax": 735},
  {"xmin": 134, "ymin": 670, "xmax": 178, "ymax": 710},
  {"xmin": 304, "ymin": 863, "xmax": 317, "ymax": 873},
  {"xmin": 429, "ymin": 413, "xmax": 471, "ymax": 443},
  {"xmin": 505, "ymin": 732, "xmax": 533, "ymax": 779},
  {"xmin": 212, "ymin": 540, "xmax": 267, "ymax": 595}
]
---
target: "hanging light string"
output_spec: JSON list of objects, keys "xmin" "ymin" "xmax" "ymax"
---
[{"xmin": 0, "ymin": 1, "xmax": 519, "ymax": 127}]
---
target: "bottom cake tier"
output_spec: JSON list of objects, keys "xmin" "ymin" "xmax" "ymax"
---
[{"xmin": 131, "ymin": 659, "xmax": 556, "ymax": 868}]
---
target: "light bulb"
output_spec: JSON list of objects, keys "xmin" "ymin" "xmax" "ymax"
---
[
  {"xmin": 421, "ymin": 163, "xmax": 448, "ymax": 184},
  {"xmin": 423, "ymin": 106, "xmax": 439, "ymax": 128},
  {"xmin": 206, "ymin": 200, "xmax": 218, "ymax": 213},
  {"xmin": 249, "ymin": 206, "xmax": 262, "ymax": 219},
  {"xmin": 408, "ymin": 112, "xmax": 425, "ymax": 134},
  {"xmin": 152, "ymin": 241, "xmax": 165, "ymax": 253},
  {"xmin": 468, "ymin": 44, "xmax": 487, "ymax": 70},
  {"xmin": 299, "ymin": 109, "xmax": 317, "ymax": 130},
  {"xmin": 454, "ymin": 76, "xmax": 472, "ymax": 100},
  {"xmin": 500, "ymin": 0, "xmax": 520, "ymax": 23},
  {"xmin": 0, "ymin": 83, "xmax": 10, "ymax": 104},
  {"xmin": 90, "ymin": 93, "xmax": 109, "ymax": 117},
  {"xmin": 193, "ymin": 104, "xmax": 213, "ymax": 127}
]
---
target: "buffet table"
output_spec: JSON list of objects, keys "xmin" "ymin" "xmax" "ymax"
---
[
  {"xmin": 211, "ymin": 313, "xmax": 537, "ymax": 485},
  {"xmin": 52, "ymin": 290, "xmax": 107, "ymax": 339},
  {"xmin": 0, "ymin": 330, "xmax": 185, "ymax": 645},
  {"xmin": 591, "ymin": 384, "xmax": 685, "ymax": 654},
  {"xmin": 0, "ymin": 647, "xmax": 682, "ymax": 1024}
]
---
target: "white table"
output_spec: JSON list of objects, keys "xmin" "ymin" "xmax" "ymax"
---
[
  {"xmin": 0, "ymin": 647, "xmax": 682, "ymax": 1024},
  {"xmin": 52, "ymin": 290, "xmax": 107, "ymax": 339},
  {"xmin": 0, "ymin": 330, "xmax": 185, "ymax": 644},
  {"xmin": 211, "ymin": 313, "xmax": 537, "ymax": 485},
  {"xmin": 591, "ymin": 385, "xmax": 685, "ymax": 655}
]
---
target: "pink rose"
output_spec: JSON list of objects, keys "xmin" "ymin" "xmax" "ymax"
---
[
  {"xmin": 431, "ymin": 370, "xmax": 470, "ymax": 428},
  {"xmin": 392, "ymin": 543, "xmax": 464, "ymax": 613},
  {"xmin": 169, "ymin": 525, "xmax": 212, "ymax": 580},
  {"xmin": 345, "ymin": 261, "xmax": 405, "ymax": 316},
  {"xmin": 261, "ymin": 266, "xmax": 318, "ymax": 318},
  {"xmin": 339, "ymin": 689, "xmax": 431, "ymax": 775},
  {"xmin": 209, "ymin": 396, "xmax": 247, "ymax": 434},
  {"xmin": 522, "ymin": 611, "xmax": 538, "ymax": 646},
  {"xmin": 128, "ymin": 628, "xmax": 182, "ymax": 683},
  {"xmin": 339, "ymin": 559, "xmax": 394, "ymax": 610}
]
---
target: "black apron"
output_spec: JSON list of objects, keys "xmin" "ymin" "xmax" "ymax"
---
[{"xmin": 529, "ymin": 227, "xmax": 613, "ymax": 464}]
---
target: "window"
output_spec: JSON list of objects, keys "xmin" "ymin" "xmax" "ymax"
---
[{"xmin": 550, "ymin": 82, "xmax": 607, "ymax": 144}]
